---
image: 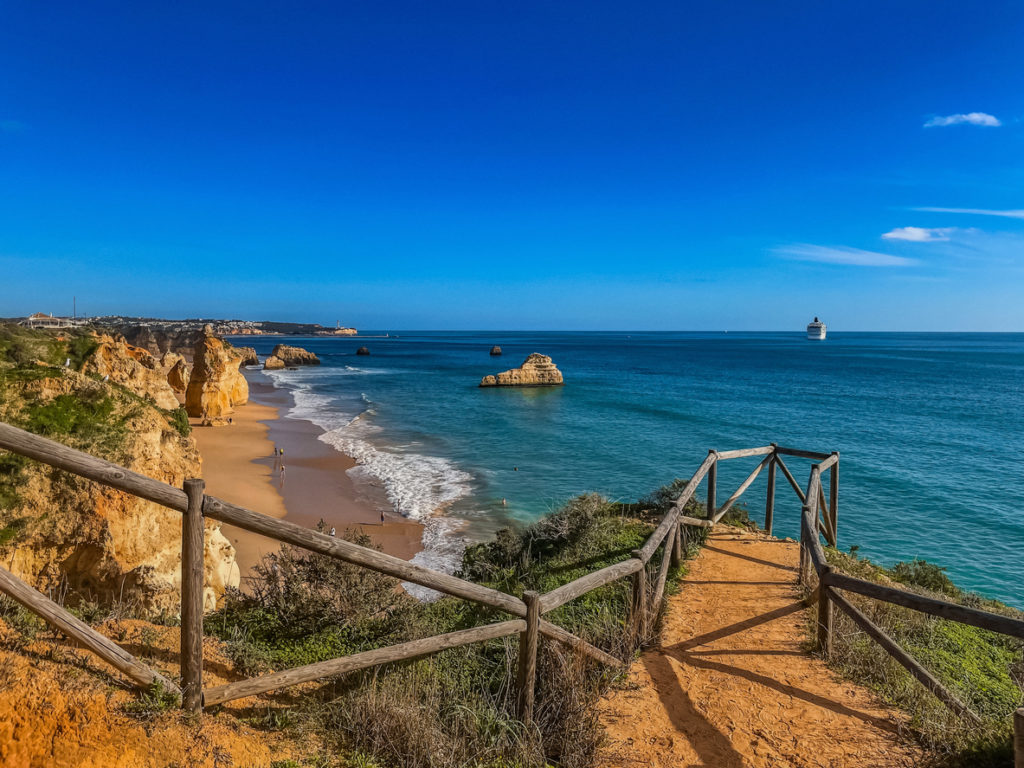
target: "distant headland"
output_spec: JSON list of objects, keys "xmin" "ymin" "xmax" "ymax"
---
[{"xmin": 8, "ymin": 312, "xmax": 356, "ymax": 337}]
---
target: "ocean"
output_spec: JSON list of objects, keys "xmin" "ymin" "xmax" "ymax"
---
[{"xmin": 236, "ymin": 331, "xmax": 1024, "ymax": 607}]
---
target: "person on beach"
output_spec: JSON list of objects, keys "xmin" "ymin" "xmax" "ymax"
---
[{"xmin": 329, "ymin": 527, "xmax": 336, "ymax": 536}]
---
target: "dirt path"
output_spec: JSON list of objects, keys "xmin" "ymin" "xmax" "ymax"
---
[{"xmin": 597, "ymin": 529, "xmax": 922, "ymax": 768}]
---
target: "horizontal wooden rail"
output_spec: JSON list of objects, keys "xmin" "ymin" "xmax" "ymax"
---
[
  {"xmin": 824, "ymin": 571, "xmax": 1024, "ymax": 640},
  {"xmin": 0, "ymin": 565, "xmax": 179, "ymax": 695},
  {"xmin": 775, "ymin": 446, "xmax": 832, "ymax": 461},
  {"xmin": 203, "ymin": 619, "xmax": 525, "ymax": 707},
  {"xmin": 714, "ymin": 446, "xmax": 774, "ymax": 460},
  {"xmin": 539, "ymin": 558, "xmax": 643, "ymax": 613},
  {"xmin": 203, "ymin": 496, "xmax": 527, "ymax": 617},
  {"xmin": 679, "ymin": 516, "xmax": 713, "ymax": 528},
  {"xmin": 829, "ymin": 587, "xmax": 980, "ymax": 724},
  {"xmin": 538, "ymin": 620, "xmax": 623, "ymax": 668}
]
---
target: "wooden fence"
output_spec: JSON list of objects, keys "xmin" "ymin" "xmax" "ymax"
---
[{"xmin": 1, "ymin": 421, "xmax": 1022, "ymax": 760}]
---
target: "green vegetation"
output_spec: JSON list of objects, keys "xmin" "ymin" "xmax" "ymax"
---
[
  {"xmin": 208, "ymin": 493, "xmax": 694, "ymax": 768},
  {"xmin": 818, "ymin": 548, "xmax": 1024, "ymax": 767},
  {"xmin": 163, "ymin": 406, "xmax": 191, "ymax": 438},
  {"xmin": 122, "ymin": 680, "xmax": 180, "ymax": 720}
]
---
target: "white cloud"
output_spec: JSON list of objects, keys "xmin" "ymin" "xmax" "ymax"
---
[
  {"xmin": 775, "ymin": 244, "xmax": 918, "ymax": 267},
  {"xmin": 912, "ymin": 207, "xmax": 1024, "ymax": 220},
  {"xmin": 923, "ymin": 112, "xmax": 1001, "ymax": 128},
  {"xmin": 881, "ymin": 226, "xmax": 957, "ymax": 242}
]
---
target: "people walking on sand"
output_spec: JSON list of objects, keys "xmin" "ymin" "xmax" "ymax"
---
[{"xmin": 329, "ymin": 526, "xmax": 336, "ymax": 537}]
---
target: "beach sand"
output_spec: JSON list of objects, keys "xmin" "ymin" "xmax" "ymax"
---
[{"xmin": 191, "ymin": 376, "xmax": 424, "ymax": 580}]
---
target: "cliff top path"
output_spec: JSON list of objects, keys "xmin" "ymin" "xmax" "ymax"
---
[{"xmin": 597, "ymin": 529, "xmax": 923, "ymax": 768}]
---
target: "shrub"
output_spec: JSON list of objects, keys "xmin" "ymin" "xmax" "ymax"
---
[{"xmin": 891, "ymin": 559, "xmax": 959, "ymax": 597}]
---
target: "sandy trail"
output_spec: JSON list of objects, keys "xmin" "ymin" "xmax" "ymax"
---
[{"xmin": 598, "ymin": 529, "xmax": 922, "ymax": 768}]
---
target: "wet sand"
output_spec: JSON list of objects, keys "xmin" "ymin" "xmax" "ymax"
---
[{"xmin": 191, "ymin": 374, "xmax": 424, "ymax": 579}]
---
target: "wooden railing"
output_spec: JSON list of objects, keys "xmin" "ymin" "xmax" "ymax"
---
[
  {"xmin": 0, "ymin": 423, "xmax": 816, "ymax": 719},
  {"xmin": 3, "ymin": 419, "xmax": 1021, "ymax": 756}
]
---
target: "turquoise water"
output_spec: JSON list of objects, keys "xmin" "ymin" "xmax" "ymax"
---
[{"xmin": 238, "ymin": 332, "xmax": 1024, "ymax": 606}]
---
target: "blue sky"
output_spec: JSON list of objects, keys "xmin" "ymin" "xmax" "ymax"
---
[{"xmin": 2, "ymin": 1, "xmax": 1023, "ymax": 330}]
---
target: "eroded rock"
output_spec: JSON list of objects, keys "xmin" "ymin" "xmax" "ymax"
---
[{"xmin": 480, "ymin": 353, "xmax": 564, "ymax": 387}]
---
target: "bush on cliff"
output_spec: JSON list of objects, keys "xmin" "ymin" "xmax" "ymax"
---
[{"xmin": 207, "ymin": 490, "xmax": 690, "ymax": 768}]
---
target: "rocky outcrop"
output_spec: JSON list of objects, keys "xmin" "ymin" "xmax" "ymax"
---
[
  {"xmin": 0, "ymin": 371, "xmax": 239, "ymax": 611},
  {"xmin": 490, "ymin": 346, "xmax": 503, "ymax": 356},
  {"xmin": 185, "ymin": 326, "xmax": 249, "ymax": 423},
  {"xmin": 117, "ymin": 326, "xmax": 205, "ymax": 361},
  {"xmin": 356, "ymin": 347, "xmax": 370, "ymax": 356},
  {"xmin": 233, "ymin": 346, "xmax": 259, "ymax": 366},
  {"xmin": 263, "ymin": 355, "xmax": 285, "ymax": 370},
  {"xmin": 162, "ymin": 352, "xmax": 190, "ymax": 393},
  {"xmin": 82, "ymin": 336, "xmax": 180, "ymax": 410},
  {"xmin": 480, "ymin": 353, "xmax": 564, "ymax": 387},
  {"xmin": 270, "ymin": 344, "xmax": 320, "ymax": 366}
]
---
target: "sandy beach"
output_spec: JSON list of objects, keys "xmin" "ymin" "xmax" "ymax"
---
[{"xmin": 191, "ymin": 375, "xmax": 424, "ymax": 580}]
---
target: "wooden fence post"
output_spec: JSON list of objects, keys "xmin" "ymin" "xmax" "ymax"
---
[
  {"xmin": 706, "ymin": 451, "xmax": 717, "ymax": 520},
  {"xmin": 817, "ymin": 566, "xmax": 833, "ymax": 656},
  {"xmin": 670, "ymin": 519, "xmax": 683, "ymax": 566},
  {"xmin": 798, "ymin": 505, "xmax": 809, "ymax": 587},
  {"xmin": 765, "ymin": 446, "xmax": 777, "ymax": 535},
  {"xmin": 181, "ymin": 478, "xmax": 205, "ymax": 713},
  {"xmin": 829, "ymin": 453, "xmax": 839, "ymax": 547},
  {"xmin": 1014, "ymin": 708, "xmax": 1024, "ymax": 768},
  {"xmin": 516, "ymin": 591, "xmax": 540, "ymax": 724},
  {"xmin": 631, "ymin": 550, "xmax": 649, "ymax": 640}
]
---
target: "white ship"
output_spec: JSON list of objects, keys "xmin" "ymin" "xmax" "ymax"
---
[{"xmin": 807, "ymin": 317, "xmax": 826, "ymax": 340}]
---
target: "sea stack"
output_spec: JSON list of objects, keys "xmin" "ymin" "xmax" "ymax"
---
[
  {"xmin": 490, "ymin": 345, "xmax": 502, "ymax": 356},
  {"xmin": 357, "ymin": 346, "xmax": 370, "ymax": 356},
  {"xmin": 480, "ymin": 353, "xmax": 564, "ymax": 387},
  {"xmin": 268, "ymin": 344, "xmax": 320, "ymax": 366}
]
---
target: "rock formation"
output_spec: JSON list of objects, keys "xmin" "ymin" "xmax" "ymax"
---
[
  {"xmin": 269, "ymin": 344, "xmax": 320, "ymax": 366},
  {"xmin": 162, "ymin": 352, "xmax": 190, "ymax": 393},
  {"xmin": 0, "ymin": 367, "xmax": 239, "ymax": 611},
  {"xmin": 117, "ymin": 325, "xmax": 206, "ymax": 361},
  {"xmin": 490, "ymin": 346, "xmax": 503, "ymax": 356},
  {"xmin": 480, "ymin": 353, "xmax": 564, "ymax": 387},
  {"xmin": 234, "ymin": 346, "xmax": 259, "ymax": 366},
  {"xmin": 356, "ymin": 347, "xmax": 370, "ymax": 356},
  {"xmin": 185, "ymin": 326, "xmax": 249, "ymax": 423},
  {"xmin": 263, "ymin": 355, "xmax": 285, "ymax": 370},
  {"xmin": 82, "ymin": 336, "xmax": 180, "ymax": 410}
]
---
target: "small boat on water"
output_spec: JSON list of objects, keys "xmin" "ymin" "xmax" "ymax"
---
[{"xmin": 807, "ymin": 317, "xmax": 827, "ymax": 340}]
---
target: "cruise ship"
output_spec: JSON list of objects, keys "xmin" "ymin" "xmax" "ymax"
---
[{"xmin": 807, "ymin": 317, "xmax": 826, "ymax": 340}]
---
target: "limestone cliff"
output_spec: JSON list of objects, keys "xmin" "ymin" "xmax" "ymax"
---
[
  {"xmin": 0, "ymin": 359, "xmax": 239, "ymax": 611},
  {"xmin": 234, "ymin": 346, "xmax": 259, "ymax": 366},
  {"xmin": 269, "ymin": 344, "xmax": 320, "ymax": 366},
  {"xmin": 480, "ymin": 353, "xmax": 564, "ymax": 387},
  {"xmin": 162, "ymin": 352, "xmax": 190, "ymax": 393},
  {"xmin": 82, "ymin": 336, "xmax": 181, "ymax": 410},
  {"xmin": 263, "ymin": 355, "xmax": 285, "ymax": 370},
  {"xmin": 117, "ymin": 326, "xmax": 205, "ymax": 362},
  {"xmin": 185, "ymin": 327, "xmax": 249, "ymax": 424}
]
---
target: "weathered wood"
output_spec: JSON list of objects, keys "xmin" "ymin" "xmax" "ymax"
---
[
  {"xmin": 774, "ymin": 446, "xmax": 832, "ymax": 461},
  {"xmin": 712, "ymin": 454, "xmax": 773, "ymax": 524},
  {"xmin": 0, "ymin": 564, "xmax": 179, "ymax": 695},
  {"xmin": 181, "ymin": 479, "xmax": 205, "ymax": 713},
  {"xmin": 828, "ymin": 587, "xmax": 981, "ymax": 723},
  {"xmin": 202, "ymin": 495, "xmax": 527, "ymax": 617},
  {"xmin": 670, "ymin": 519, "xmax": 683, "ymax": 566},
  {"xmin": 824, "ymin": 571, "xmax": 1024, "ymax": 640},
  {"xmin": 829, "ymin": 455, "xmax": 839, "ymax": 546},
  {"xmin": 706, "ymin": 453, "xmax": 717, "ymax": 521},
  {"xmin": 774, "ymin": 455, "xmax": 806, "ymax": 504},
  {"xmin": 538, "ymin": 620, "xmax": 623, "ymax": 668},
  {"xmin": 539, "ymin": 557, "xmax": 643, "ymax": 613},
  {"xmin": 764, "ymin": 452, "xmax": 777, "ymax": 535},
  {"xmin": 631, "ymin": 550, "xmax": 649, "ymax": 640},
  {"xmin": 0, "ymin": 422, "xmax": 188, "ymax": 512},
  {"xmin": 638, "ymin": 508, "xmax": 679, "ymax": 563},
  {"xmin": 1015, "ymin": 708, "xmax": 1024, "ymax": 768},
  {"xmin": 516, "ymin": 591, "xmax": 541, "ymax": 722},
  {"xmin": 816, "ymin": 565, "xmax": 833, "ymax": 656},
  {"xmin": 679, "ymin": 515, "xmax": 713, "ymax": 528},
  {"xmin": 202, "ymin": 619, "xmax": 525, "ymax": 707},
  {"xmin": 817, "ymin": 452, "xmax": 840, "ymax": 472},
  {"xmin": 802, "ymin": 506, "xmax": 828, "ymax": 575},
  {"xmin": 651, "ymin": 526, "xmax": 676, "ymax": 615},
  {"xmin": 818, "ymin": 482, "xmax": 836, "ymax": 547},
  {"xmin": 713, "ymin": 446, "xmax": 774, "ymax": 460}
]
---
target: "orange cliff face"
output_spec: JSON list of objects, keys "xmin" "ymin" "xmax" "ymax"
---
[
  {"xmin": 0, "ymin": 367, "xmax": 240, "ymax": 612},
  {"xmin": 184, "ymin": 326, "xmax": 249, "ymax": 425}
]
